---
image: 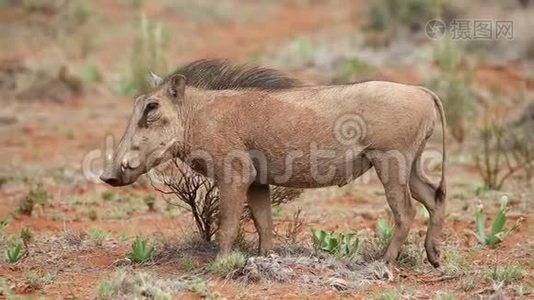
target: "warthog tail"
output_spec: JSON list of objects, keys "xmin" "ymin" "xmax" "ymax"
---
[{"xmin": 418, "ymin": 86, "xmax": 447, "ymax": 204}]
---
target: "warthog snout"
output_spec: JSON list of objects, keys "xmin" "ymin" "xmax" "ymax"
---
[
  {"xmin": 100, "ymin": 148, "xmax": 145, "ymax": 187},
  {"xmin": 99, "ymin": 170, "xmax": 122, "ymax": 187}
]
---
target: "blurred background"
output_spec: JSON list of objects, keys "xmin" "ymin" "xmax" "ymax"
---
[{"xmin": 0, "ymin": 0, "xmax": 532, "ymax": 298}]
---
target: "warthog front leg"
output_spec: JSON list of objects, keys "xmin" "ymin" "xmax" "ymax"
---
[
  {"xmin": 247, "ymin": 184, "xmax": 273, "ymax": 255},
  {"xmin": 217, "ymin": 183, "xmax": 249, "ymax": 255}
]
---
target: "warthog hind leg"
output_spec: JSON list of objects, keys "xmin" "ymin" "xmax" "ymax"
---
[
  {"xmin": 410, "ymin": 144, "xmax": 444, "ymax": 268},
  {"xmin": 369, "ymin": 153, "xmax": 415, "ymax": 264}
]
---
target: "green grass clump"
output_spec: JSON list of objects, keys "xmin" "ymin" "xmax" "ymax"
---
[
  {"xmin": 144, "ymin": 195, "xmax": 156, "ymax": 211},
  {"xmin": 208, "ymin": 252, "xmax": 245, "ymax": 275},
  {"xmin": 376, "ymin": 218, "xmax": 394, "ymax": 245},
  {"xmin": 311, "ymin": 229, "xmax": 359, "ymax": 257},
  {"xmin": 18, "ymin": 184, "xmax": 51, "ymax": 216},
  {"xmin": 101, "ymin": 191, "xmax": 116, "ymax": 201},
  {"xmin": 24, "ymin": 270, "xmax": 56, "ymax": 290},
  {"xmin": 489, "ymin": 266, "xmax": 524, "ymax": 285},
  {"xmin": 127, "ymin": 237, "xmax": 154, "ymax": 263},
  {"xmin": 87, "ymin": 228, "xmax": 110, "ymax": 246},
  {"xmin": 180, "ymin": 255, "xmax": 195, "ymax": 271},
  {"xmin": 82, "ymin": 63, "xmax": 102, "ymax": 83}
]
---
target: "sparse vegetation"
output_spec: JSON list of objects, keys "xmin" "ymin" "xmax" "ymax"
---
[
  {"xmin": 366, "ymin": 0, "xmax": 442, "ymax": 33},
  {"xmin": 127, "ymin": 237, "xmax": 155, "ymax": 263},
  {"xmin": 24, "ymin": 270, "xmax": 56, "ymax": 290},
  {"xmin": 82, "ymin": 64, "xmax": 102, "ymax": 83},
  {"xmin": 474, "ymin": 109, "xmax": 534, "ymax": 190},
  {"xmin": 376, "ymin": 218, "xmax": 394, "ymax": 245},
  {"xmin": 472, "ymin": 197, "xmax": 518, "ymax": 247},
  {"xmin": 208, "ymin": 252, "xmax": 246, "ymax": 275},
  {"xmin": 180, "ymin": 255, "xmax": 195, "ymax": 271},
  {"xmin": 118, "ymin": 14, "xmax": 169, "ymax": 95},
  {"xmin": 20, "ymin": 227, "xmax": 33, "ymax": 249},
  {"xmin": 87, "ymin": 228, "xmax": 110, "ymax": 246},
  {"xmin": 101, "ymin": 191, "xmax": 116, "ymax": 201},
  {"xmin": 431, "ymin": 38, "xmax": 474, "ymax": 143},
  {"xmin": 311, "ymin": 229, "xmax": 360, "ymax": 257},
  {"xmin": 489, "ymin": 266, "xmax": 524, "ymax": 285},
  {"xmin": 18, "ymin": 184, "xmax": 51, "ymax": 216},
  {"xmin": 5, "ymin": 240, "xmax": 24, "ymax": 263},
  {"xmin": 144, "ymin": 195, "xmax": 156, "ymax": 211},
  {"xmin": 95, "ymin": 270, "xmax": 214, "ymax": 300},
  {"xmin": 333, "ymin": 57, "xmax": 376, "ymax": 84}
]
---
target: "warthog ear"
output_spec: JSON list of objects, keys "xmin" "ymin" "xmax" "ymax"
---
[
  {"xmin": 167, "ymin": 74, "xmax": 186, "ymax": 105},
  {"xmin": 147, "ymin": 71, "xmax": 163, "ymax": 88}
]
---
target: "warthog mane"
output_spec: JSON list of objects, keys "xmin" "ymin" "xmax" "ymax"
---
[{"xmin": 162, "ymin": 59, "xmax": 302, "ymax": 91}]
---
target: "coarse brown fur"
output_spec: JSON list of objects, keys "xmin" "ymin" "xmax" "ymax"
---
[
  {"xmin": 102, "ymin": 60, "xmax": 447, "ymax": 268},
  {"xmin": 159, "ymin": 59, "xmax": 302, "ymax": 90}
]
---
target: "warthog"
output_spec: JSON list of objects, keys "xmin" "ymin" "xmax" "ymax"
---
[{"xmin": 101, "ymin": 59, "xmax": 446, "ymax": 267}]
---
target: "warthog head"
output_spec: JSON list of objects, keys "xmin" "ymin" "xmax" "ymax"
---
[{"xmin": 100, "ymin": 73, "xmax": 186, "ymax": 186}]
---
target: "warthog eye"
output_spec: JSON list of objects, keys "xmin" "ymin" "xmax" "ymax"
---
[{"xmin": 145, "ymin": 102, "xmax": 159, "ymax": 113}]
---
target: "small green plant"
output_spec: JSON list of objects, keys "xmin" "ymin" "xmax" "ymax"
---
[
  {"xmin": 144, "ymin": 195, "xmax": 156, "ymax": 211},
  {"xmin": 208, "ymin": 252, "xmax": 245, "ymax": 275},
  {"xmin": 489, "ymin": 266, "xmax": 524, "ymax": 285},
  {"xmin": 5, "ymin": 241, "xmax": 24, "ymax": 263},
  {"xmin": 88, "ymin": 208, "xmax": 98, "ymax": 221},
  {"xmin": 87, "ymin": 228, "xmax": 109, "ymax": 246},
  {"xmin": 127, "ymin": 237, "xmax": 154, "ymax": 263},
  {"xmin": 101, "ymin": 191, "xmax": 116, "ymax": 201},
  {"xmin": 24, "ymin": 270, "xmax": 56, "ymax": 290},
  {"xmin": 82, "ymin": 63, "xmax": 102, "ymax": 83},
  {"xmin": 376, "ymin": 218, "xmax": 394, "ymax": 245},
  {"xmin": 0, "ymin": 218, "xmax": 8, "ymax": 242},
  {"xmin": 180, "ymin": 255, "xmax": 195, "ymax": 271},
  {"xmin": 20, "ymin": 227, "xmax": 33, "ymax": 249},
  {"xmin": 311, "ymin": 229, "xmax": 359, "ymax": 257},
  {"xmin": 442, "ymin": 248, "xmax": 470, "ymax": 276},
  {"xmin": 472, "ymin": 197, "xmax": 518, "ymax": 246},
  {"xmin": 18, "ymin": 184, "xmax": 51, "ymax": 216}
]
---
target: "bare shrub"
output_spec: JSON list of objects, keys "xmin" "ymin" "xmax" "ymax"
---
[
  {"xmin": 152, "ymin": 160, "xmax": 302, "ymax": 242},
  {"xmin": 474, "ymin": 107, "xmax": 534, "ymax": 190},
  {"xmin": 273, "ymin": 208, "xmax": 304, "ymax": 244}
]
